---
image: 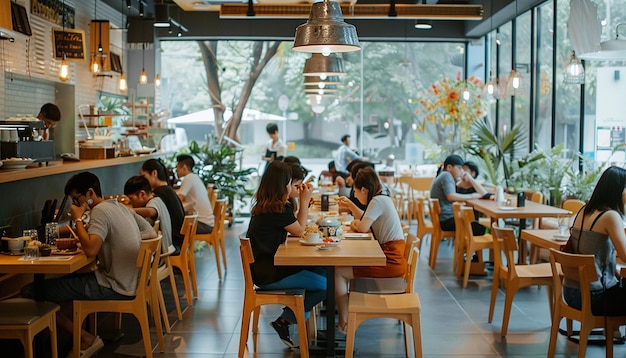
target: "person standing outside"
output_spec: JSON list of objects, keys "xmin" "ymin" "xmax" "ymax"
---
[
  {"xmin": 140, "ymin": 159, "xmax": 186, "ymax": 254},
  {"xmin": 334, "ymin": 134, "xmax": 367, "ymax": 175},
  {"xmin": 430, "ymin": 154, "xmax": 488, "ymax": 235},
  {"xmin": 22, "ymin": 171, "xmax": 156, "ymax": 355},
  {"xmin": 176, "ymin": 154, "xmax": 214, "ymax": 234},
  {"xmin": 37, "ymin": 103, "xmax": 61, "ymax": 140},
  {"xmin": 262, "ymin": 123, "xmax": 287, "ymax": 171}
]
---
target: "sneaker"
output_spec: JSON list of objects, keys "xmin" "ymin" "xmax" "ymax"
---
[{"xmin": 270, "ymin": 320, "xmax": 295, "ymax": 348}]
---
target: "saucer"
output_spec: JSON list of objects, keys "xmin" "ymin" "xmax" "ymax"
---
[
  {"xmin": 299, "ymin": 240, "xmax": 324, "ymax": 246},
  {"xmin": 497, "ymin": 206, "xmax": 517, "ymax": 211}
]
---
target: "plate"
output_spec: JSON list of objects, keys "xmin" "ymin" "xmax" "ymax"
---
[
  {"xmin": 299, "ymin": 240, "xmax": 325, "ymax": 246},
  {"xmin": 52, "ymin": 248, "xmax": 81, "ymax": 255},
  {"xmin": 133, "ymin": 147, "xmax": 156, "ymax": 155},
  {"xmin": 342, "ymin": 233, "xmax": 371, "ymax": 240},
  {"xmin": 1, "ymin": 158, "xmax": 34, "ymax": 169},
  {"xmin": 497, "ymin": 206, "xmax": 517, "ymax": 211},
  {"xmin": 553, "ymin": 234, "xmax": 569, "ymax": 241}
]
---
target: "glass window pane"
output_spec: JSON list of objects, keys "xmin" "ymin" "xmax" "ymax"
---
[{"xmin": 535, "ymin": 1, "xmax": 553, "ymax": 151}]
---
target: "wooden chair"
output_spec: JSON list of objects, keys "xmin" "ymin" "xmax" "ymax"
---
[
  {"xmin": 548, "ymin": 249, "xmax": 626, "ymax": 358},
  {"xmin": 460, "ymin": 207, "xmax": 494, "ymax": 288},
  {"xmin": 156, "ymin": 244, "xmax": 184, "ymax": 333},
  {"xmin": 489, "ymin": 225, "xmax": 553, "ymax": 337},
  {"xmin": 452, "ymin": 202, "xmax": 465, "ymax": 278},
  {"xmin": 170, "ymin": 214, "xmax": 199, "ymax": 307},
  {"xmin": 428, "ymin": 198, "xmax": 455, "ymax": 269},
  {"xmin": 414, "ymin": 197, "xmax": 432, "ymax": 250},
  {"xmin": 533, "ymin": 198, "xmax": 586, "ymax": 263},
  {"xmin": 238, "ymin": 238, "xmax": 309, "ymax": 357},
  {"xmin": 0, "ymin": 301, "xmax": 60, "ymax": 358},
  {"xmin": 194, "ymin": 199, "xmax": 228, "ymax": 279},
  {"xmin": 72, "ymin": 237, "xmax": 162, "ymax": 358}
]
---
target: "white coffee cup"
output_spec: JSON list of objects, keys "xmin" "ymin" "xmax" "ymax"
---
[{"xmin": 305, "ymin": 232, "xmax": 321, "ymax": 243}]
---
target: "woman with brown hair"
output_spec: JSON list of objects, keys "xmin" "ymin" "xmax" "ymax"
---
[{"xmin": 335, "ymin": 167, "xmax": 407, "ymax": 333}]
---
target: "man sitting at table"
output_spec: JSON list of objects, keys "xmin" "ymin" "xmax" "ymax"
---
[
  {"xmin": 140, "ymin": 158, "xmax": 186, "ymax": 254},
  {"xmin": 175, "ymin": 154, "xmax": 214, "ymax": 234},
  {"xmin": 22, "ymin": 171, "xmax": 156, "ymax": 356},
  {"xmin": 430, "ymin": 155, "xmax": 488, "ymax": 235},
  {"xmin": 124, "ymin": 175, "xmax": 175, "ymax": 253}
]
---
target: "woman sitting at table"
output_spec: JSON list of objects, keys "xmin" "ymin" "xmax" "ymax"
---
[
  {"xmin": 335, "ymin": 167, "xmax": 407, "ymax": 334},
  {"xmin": 246, "ymin": 161, "xmax": 326, "ymax": 348},
  {"xmin": 563, "ymin": 166, "xmax": 626, "ymax": 315},
  {"xmin": 286, "ymin": 162, "xmax": 307, "ymax": 215}
]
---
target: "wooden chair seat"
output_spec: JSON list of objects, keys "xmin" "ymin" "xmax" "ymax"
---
[
  {"xmin": 345, "ymin": 292, "xmax": 422, "ymax": 358},
  {"xmin": 170, "ymin": 215, "xmax": 199, "ymax": 307},
  {"xmin": 72, "ymin": 237, "xmax": 162, "ymax": 358},
  {"xmin": 194, "ymin": 199, "xmax": 228, "ymax": 280},
  {"xmin": 239, "ymin": 238, "xmax": 309, "ymax": 357},
  {"xmin": 489, "ymin": 225, "xmax": 553, "ymax": 337},
  {"xmin": 548, "ymin": 249, "xmax": 626, "ymax": 358},
  {"xmin": 0, "ymin": 301, "xmax": 60, "ymax": 358}
]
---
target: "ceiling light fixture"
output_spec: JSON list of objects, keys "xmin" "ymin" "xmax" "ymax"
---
[
  {"xmin": 155, "ymin": 74, "xmax": 161, "ymax": 88},
  {"xmin": 563, "ymin": 50, "xmax": 585, "ymax": 84},
  {"xmin": 154, "ymin": 3, "xmax": 170, "ymax": 28},
  {"xmin": 580, "ymin": 23, "xmax": 626, "ymax": 60},
  {"xmin": 139, "ymin": 41, "xmax": 148, "ymax": 84},
  {"xmin": 304, "ymin": 75, "xmax": 341, "ymax": 88},
  {"xmin": 292, "ymin": 0, "xmax": 360, "ymax": 56},
  {"xmin": 302, "ymin": 53, "xmax": 345, "ymax": 77},
  {"xmin": 414, "ymin": 20, "xmax": 432, "ymax": 30},
  {"xmin": 58, "ymin": 0, "xmax": 70, "ymax": 82},
  {"xmin": 119, "ymin": 0, "xmax": 127, "ymax": 92}
]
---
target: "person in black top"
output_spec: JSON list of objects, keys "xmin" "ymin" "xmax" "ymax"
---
[
  {"xmin": 140, "ymin": 159, "xmax": 186, "ymax": 254},
  {"xmin": 246, "ymin": 161, "xmax": 326, "ymax": 348}
]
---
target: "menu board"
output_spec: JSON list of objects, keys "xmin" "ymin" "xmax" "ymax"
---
[{"xmin": 52, "ymin": 29, "xmax": 85, "ymax": 61}]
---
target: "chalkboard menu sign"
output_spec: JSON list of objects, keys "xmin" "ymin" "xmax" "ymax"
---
[{"xmin": 52, "ymin": 29, "xmax": 85, "ymax": 61}]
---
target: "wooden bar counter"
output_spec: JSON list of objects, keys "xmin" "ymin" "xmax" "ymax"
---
[{"xmin": 0, "ymin": 153, "xmax": 163, "ymax": 237}]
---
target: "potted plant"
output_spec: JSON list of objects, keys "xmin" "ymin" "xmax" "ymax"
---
[{"xmin": 170, "ymin": 138, "xmax": 256, "ymax": 225}]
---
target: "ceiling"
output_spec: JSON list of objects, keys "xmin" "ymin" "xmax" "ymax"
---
[{"xmin": 101, "ymin": 0, "xmax": 544, "ymax": 42}]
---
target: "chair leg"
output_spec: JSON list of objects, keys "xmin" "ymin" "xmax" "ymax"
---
[
  {"xmin": 189, "ymin": 251, "xmax": 199, "ymax": 300},
  {"xmin": 21, "ymin": 334, "xmax": 32, "ymax": 358},
  {"xmin": 179, "ymin": 260, "xmax": 193, "ymax": 307},
  {"xmin": 252, "ymin": 306, "xmax": 261, "ymax": 334},
  {"xmin": 606, "ymin": 323, "xmax": 615, "ymax": 358},
  {"xmin": 402, "ymin": 321, "xmax": 410, "ymax": 357},
  {"xmin": 136, "ymin": 310, "xmax": 154, "ymax": 358},
  {"xmin": 429, "ymin": 234, "xmax": 441, "ymax": 269},
  {"xmin": 157, "ymin": 280, "xmax": 172, "ymax": 334},
  {"xmin": 577, "ymin": 324, "xmax": 593, "ymax": 358},
  {"xmin": 73, "ymin": 306, "xmax": 83, "ymax": 358},
  {"xmin": 463, "ymin": 247, "xmax": 473, "ymax": 288},
  {"xmin": 168, "ymin": 270, "xmax": 184, "ymax": 321},
  {"xmin": 293, "ymin": 300, "xmax": 309, "ymax": 358},
  {"xmin": 239, "ymin": 307, "xmax": 252, "ymax": 357},
  {"xmin": 345, "ymin": 312, "xmax": 359, "ymax": 358},
  {"xmin": 219, "ymin": 237, "xmax": 228, "ymax": 270},
  {"xmin": 488, "ymin": 269, "xmax": 500, "ymax": 323},
  {"xmin": 151, "ymin": 285, "xmax": 165, "ymax": 351},
  {"xmin": 547, "ymin": 314, "xmax": 560, "ymax": 358},
  {"xmin": 501, "ymin": 285, "xmax": 518, "ymax": 337},
  {"xmin": 410, "ymin": 313, "xmax": 422, "ymax": 358},
  {"xmin": 212, "ymin": 239, "xmax": 223, "ymax": 280},
  {"xmin": 49, "ymin": 312, "xmax": 59, "ymax": 358}
]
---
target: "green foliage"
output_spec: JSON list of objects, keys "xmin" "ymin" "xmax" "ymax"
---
[
  {"xmin": 170, "ymin": 138, "xmax": 256, "ymax": 202},
  {"xmin": 464, "ymin": 117, "xmax": 527, "ymax": 187}
]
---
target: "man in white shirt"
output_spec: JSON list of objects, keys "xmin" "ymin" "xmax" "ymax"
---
[
  {"xmin": 176, "ymin": 154, "xmax": 215, "ymax": 234},
  {"xmin": 335, "ymin": 134, "xmax": 366, "ymax": 174}
]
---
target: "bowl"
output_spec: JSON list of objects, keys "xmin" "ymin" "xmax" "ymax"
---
[
  {"xmin": 304, "ymin": 233, "xmax": 321, "ymax": 243},
  {"xmin": 40, "ymin": 245, "xmax": 52, "ymax": 256},
  {"xmin": 55, "ymin": 238, "xmax": 78, "ymax": 251},
  {"xmin": 2, "ymin": 236, "xmax": 31, "ymax": 253}
]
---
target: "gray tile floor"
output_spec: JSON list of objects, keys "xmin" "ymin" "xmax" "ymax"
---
[{"xmin": 101, "ymin": 219, "xmax": 624, "ymax": 357}]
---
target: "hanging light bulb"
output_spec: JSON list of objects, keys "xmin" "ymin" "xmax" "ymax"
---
[
  {"xmin": 58, "ymin": 55, "xmax": 70, "ymax": 82},
  {"xmin": 564, "ymin": 51, "xmax": 585, "ymax": 84},
  {"xmin": 90, "ymin": 57, "xmax": 100, "ymax": 73},
  {"xmin": 462, "ymin": 86, "xmax": 470, "ymax": 101},
  {"xmin": 511, "ymin": 70, "xmax": 521, "ymax": 89},
  {"xmin": 119, "ymin": 73, "xmax": 127, "ymax": 91},
  {"xmin": 139, "ymin": 69, "xmax": 148, "ymax": 84},
  {"xmin": 155, "ymin": 74, "xmax": 161, "ymax": 87}
]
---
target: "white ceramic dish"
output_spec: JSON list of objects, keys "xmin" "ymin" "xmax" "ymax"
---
[
  {"xmin": 299, "ymin": 240, "xmax": 324, "ymax": 246},
  {"xmin": 1, "ymin": 158, "xmax": 34, "ymax": 169},
  {"xmin": 342, "ymin": 233, "xmax": 370, "ymax": 240},
  {"xmin": 497, "ymin": 206, "xmax": 517, "ymax": 211}
]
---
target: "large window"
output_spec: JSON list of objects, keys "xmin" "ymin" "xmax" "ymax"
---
[{"xmin": 535, "ymin": 0, "xmax": 554, "ymax": 151}]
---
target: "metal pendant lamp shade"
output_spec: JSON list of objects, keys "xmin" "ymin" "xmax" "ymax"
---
[
  {"xmin": 303, "ymin": 53, "xmax": 345, "ymax": 77},
  {"xmin": 305, "ymin": 84, "xmax": 339, "ymax": 94},
  {"xmin": 293, "ymin": 0, "xmax": 360, "ymax": 55},
  {"xmin": 304, "ymin": 75, "xmax": 341, "ymax": 87}
]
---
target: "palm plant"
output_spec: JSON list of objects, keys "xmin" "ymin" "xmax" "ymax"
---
[{"xmin": 464, "ymin": 117, "xmax": 527, "ymax": 188}]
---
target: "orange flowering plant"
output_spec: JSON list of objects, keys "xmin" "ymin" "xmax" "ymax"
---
[{"xmin": 413, "ymin": 73, "xmax": 487, "ymax": 146}]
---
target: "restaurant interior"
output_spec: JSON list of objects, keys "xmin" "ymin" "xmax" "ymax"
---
[{"xmin": 1, "ymin": 0, "xmax": 626, "ymax": 357}]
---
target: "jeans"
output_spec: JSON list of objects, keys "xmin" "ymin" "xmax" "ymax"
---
[
  {"xmin": 258, "ymin": 268, "xmax": 327, "ymax": 324},
  {"xmin": 22, "ymin": 272, "xmax": 134, "ymax": 302}
]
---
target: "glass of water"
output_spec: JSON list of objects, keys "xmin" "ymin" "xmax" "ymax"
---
[
  {"xmin": 45, "ymin": 222, "xmax": 59, "ymax": 246},
  {"xmin": 558, "ymin": 216, "xmax": 569, "ymax": 235}
]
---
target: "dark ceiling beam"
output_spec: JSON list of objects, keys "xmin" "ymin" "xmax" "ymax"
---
[{"xmin": 465, "ymin": 0, "xmax": 546, "ymax": 37}]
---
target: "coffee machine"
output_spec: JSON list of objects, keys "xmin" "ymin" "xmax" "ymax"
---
[{"xmin": 0, "ymin": 119, "xmax": 55, "ymax": 164}]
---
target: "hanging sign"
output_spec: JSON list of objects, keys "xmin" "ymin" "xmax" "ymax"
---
[{"xmin": 52, "ymin": 28, "xmax": 86, "ymax": 61}]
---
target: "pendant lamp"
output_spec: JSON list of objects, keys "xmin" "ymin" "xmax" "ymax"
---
[
  {"xmin": 293, "ymin": 0, "xmax": 360, "ymax": 55},
  {"xmin": 305, "ymin": 84, "xmax": 339, "ymax": 94},
  {"xmin": 119, "ymin": 73, "xmax": 128, "ymax": 91},
  {"xmin": 58, "ymin": 0, "xmax": 70, "ymax": 82},
  {"xmin": 564, "ymin": 51, "xmax": 585, "ymax": 84},
  {"xmin": 304, "ymin": 75, "xmax": 341, "ymax": 88},
  {"xmin": 139, "ymin": 42, "xmax": 148, "ymax": 84},
  {"xmin": 303, "ymin": 53, "xmax": 345, "ymax": 77}
]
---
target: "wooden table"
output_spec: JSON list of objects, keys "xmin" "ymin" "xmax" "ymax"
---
[
  {"xmin": 520, "ymin": 229, "xmax": 568, "ymax": 252},
  {"xmin": 465, "ymin": 199, "xmax": 570, "ymax": 263},
  {"xmin": 275, "ymin": 236, "xmax": 386, "ymax": 357},
  {"xmin": 0, "ymin": 253, "xmax": 95, "ymax": 301}
]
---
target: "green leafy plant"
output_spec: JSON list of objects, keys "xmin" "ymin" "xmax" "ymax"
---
[
  {"xmin": 464, "ymin": 117, "xmax": 527, "ymax": 187},
  {"xmin": 170, "ymin": 139, "xmax": 256, "ymax": 208}
]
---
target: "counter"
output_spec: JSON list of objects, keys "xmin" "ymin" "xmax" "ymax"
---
[{"xmin": 0, "ymin": 153, "xmax": 165, "ymax": 236}]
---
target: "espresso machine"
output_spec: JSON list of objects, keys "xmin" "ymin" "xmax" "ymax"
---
[{"xmin": 0, "ymin": 119, "xmax": 55, "ymax": 164}]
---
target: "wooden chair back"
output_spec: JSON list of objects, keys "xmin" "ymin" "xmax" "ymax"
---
[
  {"xmin": 404, "ymin": 246, "xmax": 420, "ymax": 294},
  {"xmin": 194, "ymin": 199, "xmax": 228, "ymax": 279},
  {"xmin": 414, "ymin": 197, "xmax": 432, "ymax": 248},
  {"xmin": 561, "ymin": 199, "xmax": 585, "ymax": 214},
  {"xmin": 428, "ymin": 198, "xmax": 455, "ymax": 269},
  {"xmin": 491, "ymin": 225, "xmax": 518, "ymax": 280},
  {"xmin": 170, "ymin": 214, "xmax": 198, "ymax": 307}
]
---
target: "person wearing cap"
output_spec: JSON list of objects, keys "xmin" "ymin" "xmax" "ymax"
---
[
  {"xmin": 334, "ymin": 134, "xmax": 367, "ymax": 174},
  {"xmin": 37, "ymin": 103, "xmax": 61, "ymax": 141},
  {"xmin": 430, "ymin": 154, "xmax": 488, "ymax": 235}
]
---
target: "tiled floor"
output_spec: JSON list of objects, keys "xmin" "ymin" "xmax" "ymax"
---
[{"xmin": 50, "ymin": 219, "xmax": 626, "ymax": 357}]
